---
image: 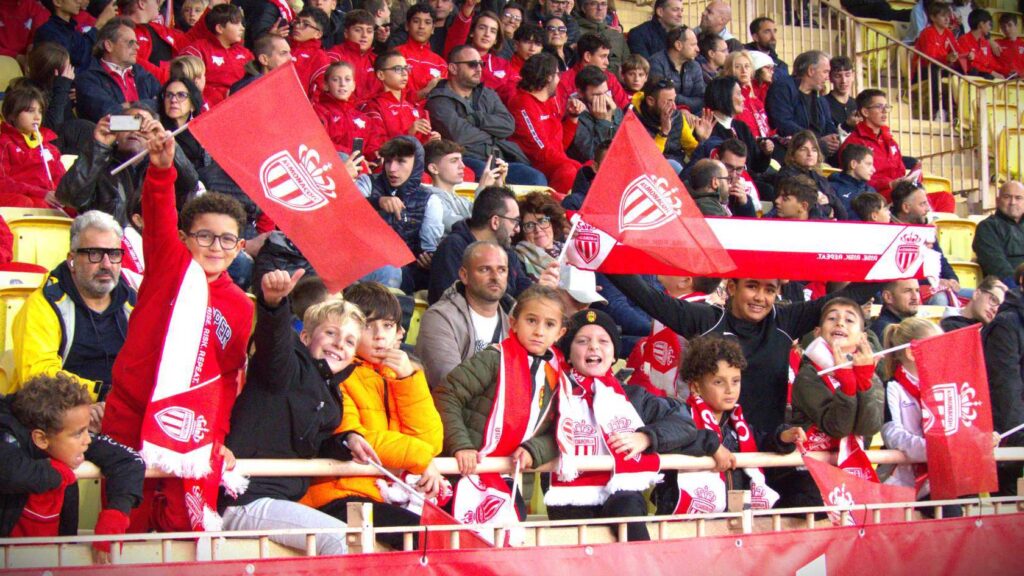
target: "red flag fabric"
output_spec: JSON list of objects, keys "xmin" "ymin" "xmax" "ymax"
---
[
  {"xmin": 419, "ymin": 500, "xmax": 494, "ymax": 551},
  {"xmin": 188, "ymin": 64, "xmax": 414, "ymax": 292},
  {"xmin": 575, "ymin": 111, "xmax": 735, "ymax": 275},
  {"xmin": 803, "ymin": 454, "xmax": 916, "ymax": 526},
  {"xmin": 910, "ymin": 324, "xmax": 999, "ymax": 499},
  {"xmin": 564, "ymin": 213, "xmax": 940, "ymax": 281}
]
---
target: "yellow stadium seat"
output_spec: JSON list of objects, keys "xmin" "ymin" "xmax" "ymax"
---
[
  {"xmin": 0, "ymin": 207, "xmax": 67, "ymax": 220},
  {"xmin": 934, "ymin": 217, "xmax": 977, "ymax": 261},
  {"xmin": 950, "ymin": 261, "xmax": 982, "ymax": 289},
  {"xmin": 922, "ymin": 174, "xmax": 952, "ymax": 195},
  {"xmin": 0, "ymin": 55, "xmax": 22, "ymax": 95},
  {"xmin": 403, "ymin": 297, "xmax": 428, "ymax": 346},
  {"xmin": 916, "ymin": 305, "xmax": 948, "ymax": 322},
  {"xmin": 0, "ymin": 284, "xmax": 35, "ymax": 354},
  {"xmin": 509, "ymin": 185, "xmax": 556, "ymax": 198},
  {"xmin": 0, "ymin": 349, "xmax": 12, "ymax": 394},
  {"xmin": 819, "ymin": 165, "xmax": 840, "ymax": 178},
  {"xmin": 860, "ymin": 19, "xmax": 898, "ymax": 73},
  {"xmin": 453, "ymin": 183, "xmax": 476, "ymax": 201},
  {"xmin": 997, "ymin": 127, "xmax": 1024, "ymax": 180},
  {"xmin": 0, "ymin": 269, "xmax": 45, "ymax": 289},
  {"xmin": 8, "ymin": 216, "xmax": 73, "ymax": 270},
  {"xmin": 987, "ymin": 103, "xmax": 1018, "ymax": 148}
]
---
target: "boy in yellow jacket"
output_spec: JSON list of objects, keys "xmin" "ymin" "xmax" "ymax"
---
[{"xmin": 301, "ymin": 282, "xmax": 444, "ymax": 549}]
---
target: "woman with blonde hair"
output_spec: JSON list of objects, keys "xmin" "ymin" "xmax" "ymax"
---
[{"xmin": 722, "ymin": 50, "xmax": 773, "ymax": 140}]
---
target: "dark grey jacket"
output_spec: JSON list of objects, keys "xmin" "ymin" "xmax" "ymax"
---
[
  {"xmin": 425, "ymin": 80, "xmax": 529, "ymax": 164},
  {"xmin": 648, "ymin": 50, "xmax": 706, "ymax": 113},
  {"xmin": 567, "ymin": 108, "xmax": 623, "ymax": 163}
]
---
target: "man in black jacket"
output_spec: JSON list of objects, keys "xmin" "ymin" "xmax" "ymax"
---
[
  {"xmin": 74, "ymin": 18, "xmax": 161, "ymax": 123},
  {"xmin": 1, "ymin": 374, "xmax": 144, "ymax": 562},
  {"xmin": 983, "ymin": 266, "xmax": 1024, "ymax": 494}
]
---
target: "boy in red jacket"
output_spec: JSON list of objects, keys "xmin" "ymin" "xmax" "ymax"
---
[
  {"xmin": 101, "ymin": 120, "xmax": 253, "ymax": 533},
  {"xmin": 957, "ymin": 8, "xmax": 1010, "ymax": 78},
  {"xmin": 997, "ymin": 13, "xmax": 1024, "ymax": 76},
  {"xmin": 507, "ymin": 52, "xmax": 580, "ymax": 195},
  {"xmin": 289, "ymin": 6, "xmax": 333, "ymax": 98},
  {"xmin": 327, "ymin": 10, "xmax": 380, "ymax": 104},
  {"xmin": 181, "ymin": 3, "xmax": 253, "ymax": 107},
  {"xmin": 397, "ymin": 4, "xmax": 448, "ymax": 102},
  {"xmin": 362, "ymin": 51, "xmax": 440, "ymax": 143}
]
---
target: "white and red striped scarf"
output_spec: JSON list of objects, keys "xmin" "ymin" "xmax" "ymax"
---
[
  {"xmin": 674, "ymin": 395, "xmax": 780, "ymax": 514},
  {"xmin": 545, "ymin": 370, "xmax": 662, "ymax": 507},
  {"xmin": 891, "ymin": 365, "xmax": 930, "ymax": 490},
  {"xmin": 802, "ymin": 337, "xmax": 879, "ymax": 482},
  {"xmin": 629, "ymin": 292, "xmax": 706, "ymax": 398},
  {"xmin": 120, "ymin": 226, "xmax": 144, "ymax": 291},
  {"xmin": 138, "ymin": 261, "xmax": 245, "ymax": 531},
  {"xmin": 451, "ymin": 333, "xmax": 561, "ymax": 545}
]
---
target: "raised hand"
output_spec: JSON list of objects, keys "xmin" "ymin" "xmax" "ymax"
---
[{"xmin": 261, "ymin": 268, "xmax": 306, "ymax": 307}]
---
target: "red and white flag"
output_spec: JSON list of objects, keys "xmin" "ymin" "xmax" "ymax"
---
[
  {"xmin": 803, "ymin": 454, "xmax": 916, "ymax": 526},
  {"xmin": 420, "ymin": 499, "xmax": 495, "ymax": 551},
  {"xmin": 575, "ymin": 111, "xmax": 735, "ymax": 275},
  {"xmin": 565, "ymin": 215, "xmax": 939, "ymax": 282},
  {"xmin": 911, "ymin": 324, "xmax": 999, "ymax": 499},
  {"xmin": 189, "ymin": 64, "xmax": 414, "ymax": 291}
]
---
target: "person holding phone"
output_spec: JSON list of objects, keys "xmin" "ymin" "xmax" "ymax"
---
[{"xmin": 314, "ymin": 61, "xmax": 386, "ymax": 166}]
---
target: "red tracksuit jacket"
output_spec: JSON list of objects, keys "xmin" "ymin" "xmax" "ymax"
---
[
  {"xmin": 958, "ymin": 31, "xmax": 1010, "ymax": 76},
  {"xmin": 0, "ymin": 123, "xmax": 65, "ymax": 208},
  {"xmin": 0, "ymin": 0, "xmax": 50, "ymax": 57},
  {"xmin": 181, "ymin": 36, "xmax": 254, "ymax": 107},
  {"xmin": 134, "ymin": 22, "xmax": 187, "ymax": 84},
  {"xmin": 839, "ymin": 121, "xmax": 905, "ymax": 200},
  {"xmin": 997, "ymin": 37, "xmax": 1024, "ymax": 75},
  {"xmin": 361, "ymin": 90, "xmax": 432, "ymax": 143},
  {"xmin": 314, "ymin": 91, "xmax": 386, "ymax": 159},
  {"xmin": 290, "ymin": 38, "xmax": 332, "ymax": 97},
  {"xmin": 914, "ymin": 25, "xmax": 959, "ymax": 71},
  {"xmin": 102, "ymin": 164, "xmax": 252, "ymax": 455},
  {"xmin": 398, "ymin": 40, "xmax": 448, "ymax": 102},
  {"xmin": 555, "ymin": 64, "xmax": 630, "ymax": 116},
  {"xmin": 327, "ymin": 41, "xmax": 381, "ymax": 104},
  {"xmin": 507, "ymin": 88, "xmax": 580, "ymax": 194}
]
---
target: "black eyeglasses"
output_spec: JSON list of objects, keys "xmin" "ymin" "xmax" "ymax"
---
[
  {"xmin": 452, "ymin": 60, "xmax": 483, "ymax": 68},
  {"xmin": 75, "ymin": 247, "xmax": 124, "ymax": 263},
  {"xmin": 545, "ymin": 25, "xmax": 568, "ymax": 33},
  {"xmin": 651, "ymin": 77, "xmax": 676, "ymax": 90},
  {"xmin": 496, "ymin": 214, "xmax": 522, "ymax": 228},
  {"xmin": 188, "ymin": 230, "xmax": 240, "ymax": 250},
  {"xmin": 292, "ymin": 19, "xmax": 321, "ymax": 32},
  {"xmin": 381, "ymin": 64, "xmax": 412, "ymax": 74},
  {"xmin": 521, "ymin": 215, "xmax": 552, "ymax": 232}
]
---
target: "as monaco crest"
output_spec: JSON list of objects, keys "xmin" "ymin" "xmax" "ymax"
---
[
  {"xmin": 259, "ymin": 145, "xmax": 337, "ymax": 211},
  {"xmin": 894, "ymin": 231, "xmax": 921, "ymax": 273},
  {"xmin": 618, "ymin": 174, "xmax": 682, "ymax": 232},
  {"xmin": 922, "ymin": 382, "xmax": 982, "ymax": 436},
  {"xmin": 154, "ymin": 406, "xmax": 209, "ymax": 444},
  {"xmin": 651, "ymin": 340, "xmax": 676, "ymax": 369},
  {"xmin": 574, "ymin": 224, "xmax": 601, "ymax": 264}
]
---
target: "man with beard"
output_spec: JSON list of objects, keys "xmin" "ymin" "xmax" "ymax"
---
[
  {"xmin": 889, "ymin": 180, "xmax": 961, "ymax": 306},
  {"xmin": 9, "ymin": 210, "xmax": 136, "ymax": 428},
  {"xmin": 416, "ymin": 241, "xmax": 514, "ymax": 389},
  {"xmin": 56, "ymin": 103, "xmax": 199, "ymax": 227},
  {"xmin": 427, "ymin": 186, "xmax": 558, "ymax": 304},
  {"xmin": 744, "ymin": 16, "xmax": 789, "ymax": 79}
]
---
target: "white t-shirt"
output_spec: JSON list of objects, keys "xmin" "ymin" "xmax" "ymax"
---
[{"xmin": 469, "ymin": 308, "xmax": 500, "ymax": 353}]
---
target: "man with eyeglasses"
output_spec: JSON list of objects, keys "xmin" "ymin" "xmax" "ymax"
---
[
  {"xmin": 576, "ymin": 0, "xmax": 628, "ymax": 73},
  {"xmin": 528, "ymin": 0, "xmax": 581, "ymax": 44},
  {"xmin": 626, "ymin": 0, "xmax": 684, "ymax": 59},
  {"xmin": 74, "ymin": 17, "xmax": 161, "ymax": 123},
  {"xmin": 686, "ymin": 159, "xmax": 731, "ymax": 217},
  {"xmin": 426, "ymin": 44, "xmax": 548, "ymax": 186},
  {"xmin": 10, "ymin": 210, "xmax": 136, "ymax": 409},
  {"xmin": 117, "ymin": 0, "xmax": 187, "ymax": 85},
  {"xmin": 497, "ymin": 3, "xmax": 525, "ymax": 59},
  {"xmin": 288, "ymin": 7, "xmax": 332, "ymax": 98},
  {"xmin": 942, "ymin": 276, "xmax": 1007, "ymax": 332}
]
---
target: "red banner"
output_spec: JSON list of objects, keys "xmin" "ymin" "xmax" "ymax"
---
[
  {"xmin": 565, "ymin": 215, "xmax": 939, "ymax": 281},
  {"xmin": 912, "ymin": 324, "xmax": 999, "ymax": 499},
  {"xmin": 11, "ymin": 514, "xmax": 1021, "ymax": 575},
  {"xmin": 576, "ymin": 111, "xmax": 735, "ymax": 275},
  {"xmin": 188, "ymin": 64, "xmax": 414, "ymax": 292}
]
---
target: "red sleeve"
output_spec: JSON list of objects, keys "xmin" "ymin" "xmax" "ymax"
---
[
  {"xmin": 140, "ymin": 164, "xmax": 182, "ymax": 269},
  {"xmin": 0, "ymin": 142, "xmax": 48, "ymax": 199},
  {"xmin": 915, "ymin": 28, "xmax": 949, "ymax": 63},
  {"xmin": 854, "ymin": 364, "xmax": 875, "ymax": 392},
  {"xmin": 832, "ymin": 367, "xmax": 858, "ymax": 396},
  {"xmin": 444, "ymin": 11, "xmax": 473, "ymax": 59},
  {"xmin": 609, "ymin": 74, "xmax": 630, "ymax": 109},
  {"xmin": 0, "ymin": 216, "xmax": 12, "ymax": 263},
  {"xmin": 561, "ymin": 116, "xmax": 577, "ymax": 150}
]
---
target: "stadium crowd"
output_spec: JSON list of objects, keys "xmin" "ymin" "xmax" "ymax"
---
[{"xmin": 0, "ymin": 0, "xmax": 1022, "ymax": 562}]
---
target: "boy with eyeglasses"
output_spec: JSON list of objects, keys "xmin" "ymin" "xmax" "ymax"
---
[
  {"xmin": 289, "ymin": 7, "xmax": 332, "ymax": 98},
  {"xmin": 102, "ymin": 124, "xmax": 254, "ymax": 533},
  {"xmin": 11, "ymin": 210, "xmax": 137, "ymax": 405},
  {"xmin": 363, "ymin": 50, "xmax": 441, "ymax": 142}
]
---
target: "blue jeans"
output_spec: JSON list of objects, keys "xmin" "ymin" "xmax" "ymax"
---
[{"xmin": 464, "ymin": 156, "xmax": 548, "ymax": 186}]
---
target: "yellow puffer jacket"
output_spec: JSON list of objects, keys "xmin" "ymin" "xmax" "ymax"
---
[{"xmin": 301, "ymin": 360, "xmax": 444, "ymax": 509}]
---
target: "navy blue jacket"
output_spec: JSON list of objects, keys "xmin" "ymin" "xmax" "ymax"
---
[
  {"xmin": 626, "ymin": 19, "xmax": 668, "ymax": 59},
  {"xmin": 368, "ymin": 137, "xmax": 431, "ymax": 256},
  {"xmin": 647, "ymin": 51, "xmax": 705, "ymax": 113},
  {"xmin": 427, "ymin": 219, "xmax": 533, "ymax": 305},
  {"xmin": 743, "ymin": 42, "xmax": 791, "ymax": 80},
  {"xmin": 593, "ymin": 273, "xmax": 652, "ymax": 339},
  {"xmin": 827, "ymin": 172, "xmax": 875, "ymax": 217},
  {"xmin": 764, "ymin": 74, "xmax": 837, "ymax": 138},
  {"xmin": 34, "ymin": 15, "xmax": 96, "ymax": 74},
  {"xmin": 74, "ymin": 58, "xmax": 161, "ymax": 123}
]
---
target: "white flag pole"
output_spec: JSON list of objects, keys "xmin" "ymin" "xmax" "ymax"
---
[
  {"xmin": 816, "ymin": 343, "xmax": 911, "ymax": 376},
  {"xmin": 557, "ymin": 214, "xmax": 582, "ymax": 264},
  {"xmin": 110, "ymin": 124, "xmax": 190, "ymax": 176},
  {"xmin": 999, "ymin": 421, "xmax": 1024, "ymax": 440}
]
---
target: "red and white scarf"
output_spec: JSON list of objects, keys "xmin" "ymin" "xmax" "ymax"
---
[
  {"xmin": 632, "ymin": 292, "xmax": 706, "ymax": 398},
  {"xmin": 892, "ymin": 365, "xmax": 930, "ymax": 490},
  {"xmin": 802, "ymin": 338, "xmax": 879, "ymax": 482},
  {"xmin": 674, "ymin": 395, "xmax": 780, "ymax": 514},
  {"xmin": 451, "ymin": 333, "xmax": 561, "ymax": 545},
  {"xmin": 120, "ymin": 226, "xmax": 144, "ymax": 291},
  {"xmin": 545, "ymin": 370, "xmax": 662, "ymax": 507},
  {"xmin": 139, "ymin": 262, "xmax": 246, "ymax": 531}
]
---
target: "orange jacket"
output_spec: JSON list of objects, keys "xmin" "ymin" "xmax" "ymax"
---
[{"xmin": 300, "ymin": 360, "xmax": 443, "ymax": 508}]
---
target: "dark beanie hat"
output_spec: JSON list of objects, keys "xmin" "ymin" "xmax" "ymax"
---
[{"xmin": 558, "ymin": 309, "xmax": 622, "ymax": 359}]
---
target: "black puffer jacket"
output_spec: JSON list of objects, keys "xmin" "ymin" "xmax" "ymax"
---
[
  {"xmin": 368, "ymin": 136, "xmax": 431, "ymax": 255},
  {"xmin": 0, "ymin": 396, "xmax": 144, "ymax": 536},
  {"xmin": 983, "ymin": 290, "xmax": 1024, "ymax": 447}
]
